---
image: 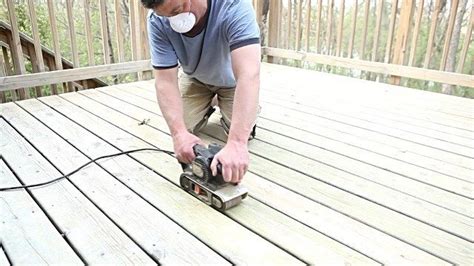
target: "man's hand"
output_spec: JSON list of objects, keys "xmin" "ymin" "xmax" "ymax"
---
[
  {"xmin": 173, "ymin": 131, "xmax": 203, "ymax": 164},
  {"xmin": 210, "ymin": 140, "xmax": 249, "ymax": 183}
]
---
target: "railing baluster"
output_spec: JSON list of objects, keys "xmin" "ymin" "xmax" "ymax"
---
[
  {"xmin": 440, "ymin": 0, "xmax": 460, "ymax": 71},
  {"xmin": 457, "ymin": 5, "xmax": 473, "ymax": 73},
  {"xmin": 390, "ymin": 0, "xmax": 414, "ymax": 85},
  {"xmin": 315, "ymin": 0, "xmax": 322, "ymax": 53},
  {"xmin": 0, "ymin": 50, "xmax": 6, "ymax": 103},
  {"xmin": 84, "ymin": 0, "xmax": 95, "ymax": 66},
  {"xmin": 408, "ymin": 0, "xmax": 424, "ymax": 67},
  {"xmin": 67, "ymin": 1, "xmax": 79, "ymax": 68},
  {"xmin": 348, "ymin": 0, "xmax": 358, "ymax": 59},
  {"xmin": 305, "ymin": 0, "xmax": 312, "ymax": 52},
  {"xmin": 326, "ymin": 0, "xmax": 334, "ymax": 55},
  {"xmin": 47, "ymin": 0, "xmax": 63, "ymax": 94},
  {"xmin": 295, "ymin": 0, "xmax": 303, "ymax": 51},
  {"xmin": 114, "ymin": 0, "xmax": 124, "ymax": 64},
  {"xmin": 424, "ymin": 0, "xmax": 441, "ymax": 69},
  {"xmin": 100, "ymin": 0, "xmax": 111, "ymax": 65},
  {"xmin": 27, "ymin": 0, "xmax": 45, "ymax": 97},
  {"xmin": 360, "ymin": 0, "xmax": 370, "ymax": 60},
  {"xmin": 286, "ymin": 0, "xmax": 292, "ymax": 49},
  {"xmin": 6, "ymin": 0, "xmax": 27, "ymax": 100},
  {"xmin": 384, "ymin": 0, "xmax": 399, "ymax": 64},
  {"xmin": 371, "ymin": 0, "xmax": 384, "ymax": 63},
  {"xmin": 336, "ymin": 0, "xmax": 345, "ymax": 57}
]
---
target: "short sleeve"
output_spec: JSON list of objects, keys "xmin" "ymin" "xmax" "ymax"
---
[
  {"xmin": 224, "ymin": 0, "xmax": 261, "ymax": 51},
  {"xmin": 147, "ymin": 14, "xmax": 179, "ymax": 69}
]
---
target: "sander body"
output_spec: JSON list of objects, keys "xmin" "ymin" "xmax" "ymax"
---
[{"xmin": 179, "ymin": 143, "xmax": 248, "ymax": 211}]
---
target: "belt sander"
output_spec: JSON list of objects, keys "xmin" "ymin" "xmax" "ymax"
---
[{"xmin": 180, "ymin": 143, "xmax": 248, "ymax": 211}]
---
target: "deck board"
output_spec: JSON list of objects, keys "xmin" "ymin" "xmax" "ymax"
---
[
  {"xmin": 0, "ymin": 245, "xmax": 10, "ymax": 266},
  {"xmin": 75, "ymin": 87, "xmax": 446, "ymax": 264},
  {"xmin": 99, "ymin": 83, "xmax": 470, "ymax": 264},
  {"xmin": 37, "ymin": 95, "xmax": 306, "ymax": 264},
  {"xmin": 125, "ymin": 82, "xmax": 472, "ymax": 215},
  {"xmin": 0, "ymin": 63, "xmax": 472, "ymax": 264},
  {"xmin": 0, "ymin": 110, "xmax": 155, "ymax": 265},
  {"xmin": 0, "ymin": 160, "xmax": 82, "ymax": 265},
  {"xmin": 67, "ymin": 87, "xmax": 447, "ymax": 264},
  {"xmin": 10, "ymin": 100, "xmax": 230, "ymax": 265}
]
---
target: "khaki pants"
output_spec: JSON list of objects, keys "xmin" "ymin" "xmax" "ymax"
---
[{"xmin": 179, "ymin": 74, "xmax": 257, "ymax": 136}]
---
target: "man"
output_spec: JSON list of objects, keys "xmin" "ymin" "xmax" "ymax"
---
[{"xmin": 143, "ymin": 0, "xmax": 261, "ymax": 184}]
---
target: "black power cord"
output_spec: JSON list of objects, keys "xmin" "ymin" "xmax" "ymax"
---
[{"xmin": 0, "ymin": 148, "xmax": 175, "ymax": 192}]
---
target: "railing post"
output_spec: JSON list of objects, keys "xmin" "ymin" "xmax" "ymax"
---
[
  {"xmin": 267, "ymin": 0, "xmax": 280, "ymax": 63},
  {"xmin": 390, "ymin": 0, "xmax": 414, "ymax": 85},
  {"xmin": 6, "ymin": 0, "xmax": 28, "ymax": 100}
]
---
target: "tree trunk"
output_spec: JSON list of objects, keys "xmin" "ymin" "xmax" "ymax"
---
[{"xmin": 441, "ymin": 0, "xmax": 468, "ymax": 95}]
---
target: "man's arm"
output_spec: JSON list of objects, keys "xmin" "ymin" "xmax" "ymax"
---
[
  {"xmin": 211, "ymin": 43, "xmax": 261, "ymax": 183},
  {"xmin": 154, "ymin": 67, "xmax": 201, "ymax": 163}
]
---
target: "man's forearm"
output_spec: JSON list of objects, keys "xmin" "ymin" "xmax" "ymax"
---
[
  {"xmin": 228, "ymin": 74, "xmax": 260, "ymax": 144},
  {"xmin": 154, "ymin": 72, "xmax": 187, "ymax": 137}
]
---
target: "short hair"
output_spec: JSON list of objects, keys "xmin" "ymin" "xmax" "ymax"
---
[{"xmin": 141, "ymin": 0, "xmax": 166, "ymax": 9}]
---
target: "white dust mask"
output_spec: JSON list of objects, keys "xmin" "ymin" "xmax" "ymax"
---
[{"xmin": 169, "ymin": 11, "xmax": 196, "ymax": 33}]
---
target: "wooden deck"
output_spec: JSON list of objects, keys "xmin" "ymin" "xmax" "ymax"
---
[{"xmin": 0, "ymin": 63, "xmax": 473, "ymax": 265}]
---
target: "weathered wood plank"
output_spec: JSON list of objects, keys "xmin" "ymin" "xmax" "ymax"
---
[
  {"xmin": 0, "ymin": 245, "xmax": 10, "ymax": 266},
  {"xmin": 0, "ymin": 104, "xmax": 155, "ymax": 265},
  {"xmin": 0, "ymin": 160, "xmax": 82, "ymax": 265},
  {"xmin": 77, "ymin": 87, "xmax": 453, "ymax": 264},
  {"xmin": 39, "ymin": 94, "xmax": 304, "ymax": 265},
  {"xmin": 13, "ymin": 100, "xmax": 230, "ymax": 265}
]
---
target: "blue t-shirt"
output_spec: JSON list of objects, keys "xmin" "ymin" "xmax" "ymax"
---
[{"xmin": 147, "ymin": 0, "xmax": 260, "ymax": 87}]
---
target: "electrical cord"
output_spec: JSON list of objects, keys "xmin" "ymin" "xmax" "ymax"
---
[{"xmin": 0, "ymin": 148, "xmax": 175, "ymax": 192}]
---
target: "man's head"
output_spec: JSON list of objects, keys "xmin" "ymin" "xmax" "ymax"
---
[
  {"xmin": 141, "ymin": 0, "xmax": 165, "ymax": 10},
  {"xmin": 141, "ymin": 0, "xmax": 192, "ymax": 17}
]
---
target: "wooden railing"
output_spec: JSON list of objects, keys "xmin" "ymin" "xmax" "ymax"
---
[
  {"xmin": 256, "ymin": 0, "xmax": 473, "ymax": 96},
  {"xmin": 0, "ymin": 0, "xmax": 152, "ymax": 103},
  {"xmin": 0, "ymin": 0, "xmax": 473, "ymax": 103}
]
